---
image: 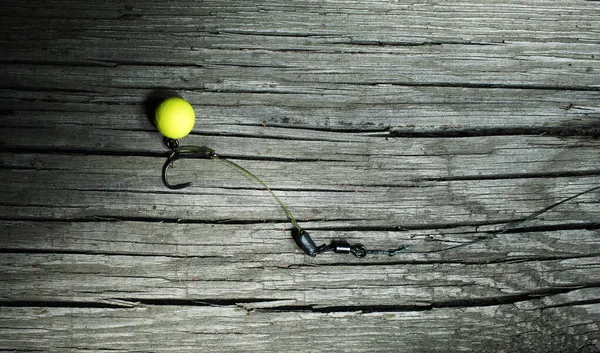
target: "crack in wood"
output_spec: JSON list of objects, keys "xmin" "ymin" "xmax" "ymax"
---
[
  {"xmin": 0, "ymin": 298, "xmax": 285, "ymax": 309},
  {"xmin": 0, "ymin": 247, "xmax": 224, "ymax": 259},
  {"xmin": 392, "ymin": 125, "xmax": 600, "ymax": 138},
  {"xmin": 1, "ymin": 212, "xmax": 597, "ymax": 234},
  {"xmin": 0, "ymin": 146, "xmax": 331, "ymax": 163},
  {"xmin": 332, "ymin": 81, "xmax": 600, "ymax": 92},
  {"xmin": 542, "ymin": 298, "xmax": 600, "ymax": 310},
  {"xmin": 3, "ymin": 282, "xmax": 598, "ymax": 313},
  {"xmin": 278, "ymin": 253, "xmax": 600, "ymax": 267},
  {"xmin": 419, "ymin": 170, "xmax": 600, "ymax": 182},
  {"xmin": 330, "ymin": 39, "xmax": 498, "ymax": 47},
  {"xmin": 259, "ymin": 283, "xmax": 600, "ymax": 313}
]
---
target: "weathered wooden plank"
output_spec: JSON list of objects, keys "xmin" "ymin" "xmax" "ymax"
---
[
  {"xmin": 1, "ymin": 151, "xmax": 599, "ymax": 305},
  {"xmin": 2, "ymin": 0, "xmax": 599, "ymax": 44},
  {"xmin": 1, "ymin": 140, "xmax": 598, "ymax": 224},
  {"xmin": 1, "ymin": 0, "xmax": 599, "ymax": 138},
  {"xmin": 2, "ymin": 10, "xmax": 599, "ymax": 43},
  {"xmin": 3, "ymin": 43, "xmax": 599, "ymax": 89},
  {"xmin": 1, "ymin": 0, "xmax": 599, "ymax": 351},
  {"xmin": 2, "ymin": 134, "xmax": 599, "ymax": 179},
  {"xmin": 1, "ymin": 250, "xmax": 599, "ymax": 306},
  {"xmin": 1, "ymin": 88, "xmax": 599, "ymax": 139},
  {"xmin": 2, "ymin": 44, "xmax": 599, "ymax": 88},
  {"xmin": 4, "ymin": 31, "xmax": 599, "ymax": 64},
  {"xmin": 2, "ymin": 92, "xmax": 599, "ymax": 145},
  {"xmin": 1, "ymin": 172, "xmax": 598, "ymax": 227},
  {"xmin": 1, "ymin": 221, "xmax": 598, "ymax": 263},
  {"xmin": 0, "ymin": 303, "xmax": 598, "ymax": 352}
]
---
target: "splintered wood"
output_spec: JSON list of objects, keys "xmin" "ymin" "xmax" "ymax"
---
[{"xmin": 0, "ymin": 0, "xmax": 599, "ymax": 352}]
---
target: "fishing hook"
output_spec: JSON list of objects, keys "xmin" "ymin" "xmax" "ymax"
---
[
  {"xmin": 161, "ymin": 138, "xmax": 374, "ymax": 257},
  {"xmin": 162, "ymin": 138, "xmax": 216, "ymax": 190},
  {"xmin": 159, "ymin": 136, "xmax": 598, "ymax": 258}
]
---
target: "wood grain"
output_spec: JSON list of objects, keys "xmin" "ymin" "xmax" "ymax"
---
[
  {"xmin": 1, "ymin": 0, "xmax": 599, "ymax": 352},
  {"xmin": 1, "ymin": 304, "xmax": 599, "ymax": 353}
]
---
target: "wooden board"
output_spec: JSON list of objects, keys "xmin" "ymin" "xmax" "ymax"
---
[
  {"xmin": 1, "ymin": 0, "xmax": 599, "ymax": 352},
  {"xmin": 1, "ymin": 304, "xmax": 599, "ymax": 353}
]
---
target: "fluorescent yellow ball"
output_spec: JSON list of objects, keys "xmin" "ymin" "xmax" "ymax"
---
[{"xmin": 155, "ymin": 97, "xmax": 196, "ymax": 139}]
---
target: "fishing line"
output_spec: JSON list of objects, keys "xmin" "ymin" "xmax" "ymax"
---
[
  {"xmin": 163, "ymin": 142, "xmax": 304, "ymax": 232},
  {"xmin": 161, "ymin": 137, "xmax": 599, "ymax": 258},
  {"xmin": 153, "ymin": 96, "xmax": 597, "ymax": 258},
  {"xmin": 419, "ymin": 184, "xmax": 600, "ymax": 254}
]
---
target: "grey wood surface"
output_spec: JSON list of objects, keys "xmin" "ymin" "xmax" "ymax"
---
[{"xmin": 1, "ymin": 0, "xmax": 599, "ymax": 352}]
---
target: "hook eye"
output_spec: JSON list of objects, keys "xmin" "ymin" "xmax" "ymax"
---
[{"xmin": 162, "ymin": 151, "xmax": 192, "ymax": 190}]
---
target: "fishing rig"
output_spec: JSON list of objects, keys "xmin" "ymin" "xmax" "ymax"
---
[{"xmin": 160, "ymin": 136, "xmax": 599, "ymax": 258}]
